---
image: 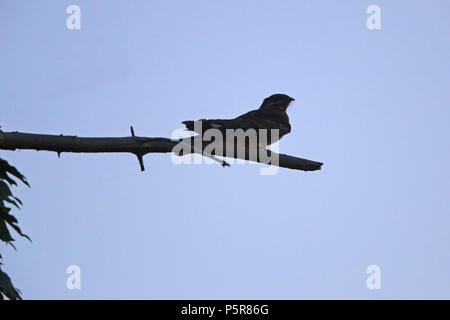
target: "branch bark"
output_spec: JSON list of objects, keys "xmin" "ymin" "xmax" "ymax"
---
[{"xmin": 0, "ymin": 130, "xmax": 323, "ymax": 172}]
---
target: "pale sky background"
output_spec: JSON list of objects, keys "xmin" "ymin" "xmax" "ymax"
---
[{"xmin": 1, "ymin": 1, "xmax": 449, "ymax": 299}]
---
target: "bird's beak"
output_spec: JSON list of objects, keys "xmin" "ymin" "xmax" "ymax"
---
[{"xmin": 286, "ymin": 98, "xmax": 294, "ymax": 110}]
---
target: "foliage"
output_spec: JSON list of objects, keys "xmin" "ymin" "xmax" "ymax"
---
[{"xmin": 0, "ymin": 158, "xmax": 30, "ymax": 300}]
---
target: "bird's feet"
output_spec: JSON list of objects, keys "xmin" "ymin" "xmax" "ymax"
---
[{"xmin": 221, "ymin": 160, "xmax": 230, "ymax": 167}]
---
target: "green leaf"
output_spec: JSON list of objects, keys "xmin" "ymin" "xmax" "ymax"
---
[
  {"xmin": 0, "ymin": 158, "xmax": 31, "ymax": 244},
  {"xmin": 0, "ymin": 170, "xmax": 16, "ymax": 186},
  {"xmin": 0, "ymin": 218, "xmax": 16, "ymax": 247},
  {"xmin": 0, "ymin": 159, "xmax": 29, "ymax": 187},
  {"xmin": 0, "ymin": 180, "xmax": 13, "ymax": 202},
  {"xmin": 0, "ymin": 266, "xmax": 22, "ymax": 300},
  {"xmin": 0, "ymin": 204, "xmax": 31, "ymax": 244},
  {"xmin": 0, "ymin": 157, "xmax": 29, "ymax": 299}
]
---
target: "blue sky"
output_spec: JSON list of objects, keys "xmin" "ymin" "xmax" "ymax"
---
[{"xmin": 1, "ymin": 0, "xmax": 449, "ymax": 299}]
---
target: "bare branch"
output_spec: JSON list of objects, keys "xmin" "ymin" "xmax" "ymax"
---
[{"xmin": 0, "ymin": 131, "xmax": 323, "ymax": 172}]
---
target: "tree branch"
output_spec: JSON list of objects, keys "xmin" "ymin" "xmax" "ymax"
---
[{"xmin": 0, "ymin": 130, "xmax": 323, "ymax": 172}]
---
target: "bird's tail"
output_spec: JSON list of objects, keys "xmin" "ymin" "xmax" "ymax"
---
[{"xmin": 182, "ymin": 119, "xmax": 221, "ymax": 134}]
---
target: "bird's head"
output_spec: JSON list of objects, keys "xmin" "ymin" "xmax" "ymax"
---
[{"xmin": 259, "ymin": 93, "xmax": 295, "ymax": 112}]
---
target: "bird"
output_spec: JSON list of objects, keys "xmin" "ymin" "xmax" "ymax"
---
[{"xmin": 182, "ymin": 93, "xmax": 294, "ymax": 149}]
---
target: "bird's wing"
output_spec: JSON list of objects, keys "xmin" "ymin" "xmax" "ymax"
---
[
  {"xmin": 237, "ymin": 110, "xmax": 291, "ymax": 136},
  {"xmin": 182, "ymin": 110, "xmax": 290, "ymax": 137}
]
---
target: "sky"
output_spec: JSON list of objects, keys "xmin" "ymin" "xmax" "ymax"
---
[{"xmin": 1, "ymin": 0, "xmax": 449, "ymax": 299}]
